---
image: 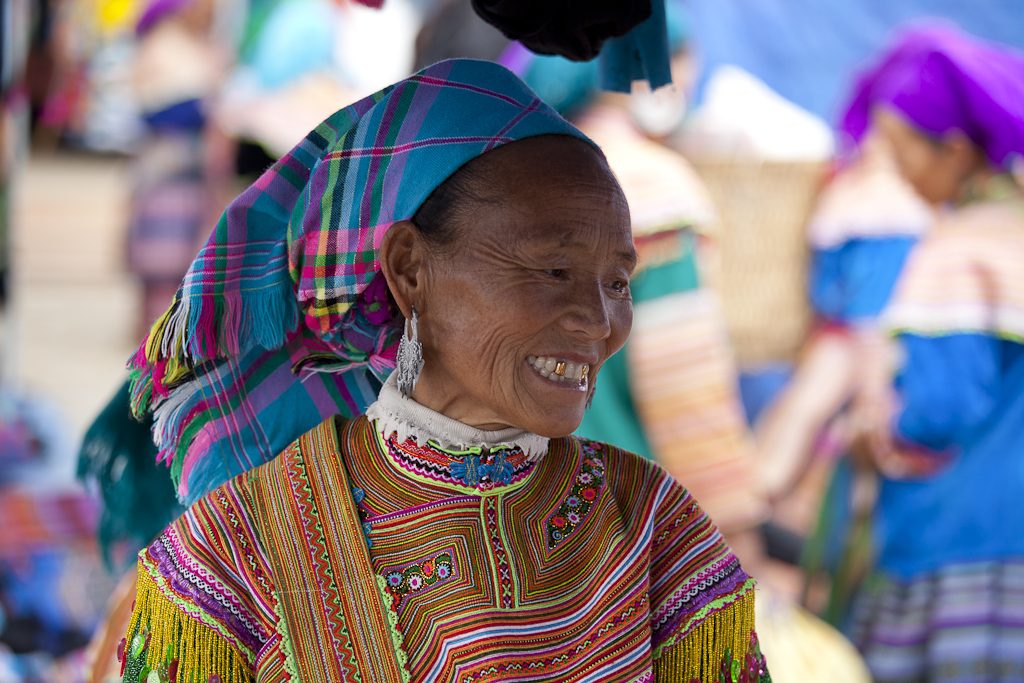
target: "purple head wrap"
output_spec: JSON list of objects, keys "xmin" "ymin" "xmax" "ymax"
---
[
  {"xmin": 840, "ymin": 22, "xmax": 1024, "ymax": 172},
  {"xmin": 136, "ymin": 0, "xmax": 192, "ymax": 34}
]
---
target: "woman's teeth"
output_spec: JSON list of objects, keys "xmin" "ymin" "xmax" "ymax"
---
[{"xmin": 527, "ymin": 356, "xmax": 589, "ymax": 383}]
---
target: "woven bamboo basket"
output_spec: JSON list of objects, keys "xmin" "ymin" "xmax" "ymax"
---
[{"xmin": 689, "ymin": 160, "xmax": 827, "ymax": 368}]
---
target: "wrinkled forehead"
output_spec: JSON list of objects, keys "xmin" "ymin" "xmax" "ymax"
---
[
  {"xmin": 465, "ymin": 134, "xmax": 621, "ymax": 204},
  {"xmin": 463, "ymin": 136, "xmax": 633, "ymax": 257}
]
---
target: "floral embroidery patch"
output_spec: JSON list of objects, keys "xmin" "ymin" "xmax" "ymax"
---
[
  {"xmin": 450, "ymin": 455, "xmax": 487, "ymax": 487},
  {"xmin": 383, "ymin": 550, "xmax": 457, "ymax": 610},
  {"xmin": 545, "ymin": 440, "xmax": 606, "ymax": 550}
]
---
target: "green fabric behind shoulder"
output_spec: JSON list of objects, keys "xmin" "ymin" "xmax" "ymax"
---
[
  {"xmin": 632, "ymin": 231, "xmax": 700, "ymax": 303},
  {"xmin": 78, "ymin": 380, "xmax": 184, "ymax": 570},
  {"xmin": 574, "ymin": 234, "xmax": 700, "ymax": 459},
  {"xmin": 576, "ymin": 345, "xmax": 651, "ymax": 457}
]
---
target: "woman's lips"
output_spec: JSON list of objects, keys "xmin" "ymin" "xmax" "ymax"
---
[{"xmin": 527, "ymin": 355, "xmax": 590, "ymax": 383}]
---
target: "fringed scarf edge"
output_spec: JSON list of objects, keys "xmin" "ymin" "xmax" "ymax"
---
[{"xmin": 128, "ymin": 281, "xmax": 300, "ymax": 413}]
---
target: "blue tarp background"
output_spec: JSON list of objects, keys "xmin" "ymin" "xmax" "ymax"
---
[{"xmin": 683, "ymin": 0, "xmax": 1024, "ymax": 125}]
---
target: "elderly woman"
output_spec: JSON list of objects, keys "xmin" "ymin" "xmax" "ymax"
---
[
  {"xmin": 839, "ymin": 25, "xmax": 1024, "ymax": 682},
  {"xmin": 118, "ymin": 60, "xmax": 767, "ymax": 683}
]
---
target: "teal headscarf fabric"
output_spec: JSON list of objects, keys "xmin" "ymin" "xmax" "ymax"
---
[
  {"xmin": 599, "ymin": 0, "xmax": 690, "ymax": 92},
  {"xmin": 128, "ymin": 59, "xmax": 594, "ymax": 505},
  {"xmin": 522, "ymin": 55, "xmax": 600, "ymax": 118}
]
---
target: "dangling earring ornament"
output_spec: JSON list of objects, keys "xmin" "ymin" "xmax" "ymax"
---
[{"xmin": 396, "ymin": 307, "xmax": 425, "ymax": 398}]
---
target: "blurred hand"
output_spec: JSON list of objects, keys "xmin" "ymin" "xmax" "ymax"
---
[
  {"xmin": 848, "ymin": 390, "xmax": 948, "ymax": 479},
  {"xmin": 755, "ymin": 328, "xmax": 857, "ymax": 501}
]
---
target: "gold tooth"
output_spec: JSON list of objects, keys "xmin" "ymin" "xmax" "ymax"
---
[
  {"xmin": 554, "ymin": 361, "xmax": 566, "ymax": 376},
  {"xmin": 580, "ymin": 365, "xmax": 589, "ymax": 380}
]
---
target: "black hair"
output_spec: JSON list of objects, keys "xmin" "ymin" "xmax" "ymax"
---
[{"xmin": 410, "ymin": 152, "xmax": 498, "ymax": 251}]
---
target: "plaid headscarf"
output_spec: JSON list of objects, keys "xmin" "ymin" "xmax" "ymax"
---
[{"xmin": 128, "ymin": 59, "xmax": 591, "ymax": 504}]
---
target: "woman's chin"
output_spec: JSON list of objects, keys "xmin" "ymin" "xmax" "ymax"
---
[
  {"xmin": 517, "ymin": 367, "xmax": 592, "ymax": 432},
  {"xmin": 516, "ymin": 405, "xmax": 587, "ymax": 440}
]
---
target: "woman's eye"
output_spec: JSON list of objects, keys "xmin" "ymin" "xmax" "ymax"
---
[
  {"xmin": 609, "ymin": 279, "xmax": 629, "ymax": 293},
  {"xmin": 546, "ymin": 269, "xmax": 567, "ymax": 279}
]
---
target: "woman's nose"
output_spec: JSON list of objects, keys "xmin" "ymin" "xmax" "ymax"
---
[{"xmin": 561, "ymin": 283, "xmax": 612, "ymax": 341}]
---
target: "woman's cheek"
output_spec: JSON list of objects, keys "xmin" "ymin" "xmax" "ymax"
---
[
  {"xmin": 615, "ymin": 298, "xmax": 634, "ymax": 329},
  {"xmin": 609, "ymin": 305, "xmax": 633, "ymax": 352}
]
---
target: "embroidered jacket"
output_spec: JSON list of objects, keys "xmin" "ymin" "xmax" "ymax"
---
[{"xmin": 120, "ymin": 416, "xmax": 767, "ymax": 683}]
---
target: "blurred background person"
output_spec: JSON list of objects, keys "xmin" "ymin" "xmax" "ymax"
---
[
  {"xmin": 125, "ymin": 0, "xmax": 231, "ymax": 336},
  {"xmin": 756, "ymin": 128, "xmax": 934, "ymax": 627},
  {"xmin": 838, "ymin": 23, "xmax": 1024, "ymax": 683},
  {"xmin": 212, "ymin": 0, "xmax": 420, "ymax": 163}
]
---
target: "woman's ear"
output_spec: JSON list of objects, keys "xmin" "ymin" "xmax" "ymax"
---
[{"xmin": 379, "ymin": 220, "xmax": 425, "ymax": 319}]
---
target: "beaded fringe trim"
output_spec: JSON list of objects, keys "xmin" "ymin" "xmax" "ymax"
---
[
  {"xmin": 125, "ymin": 568, "xmax": 254, "ymax": 683},
  {"xmin": 653, "ymin": 587, "xmax": 757, "ymax": 683}
]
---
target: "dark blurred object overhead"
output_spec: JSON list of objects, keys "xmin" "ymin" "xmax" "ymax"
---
[{"xmin": 471, "ymin": 0, "xmax": 651, "ymax": 62}]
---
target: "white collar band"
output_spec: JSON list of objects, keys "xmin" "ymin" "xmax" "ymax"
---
[{"xmin": 365, "ymin": 374, "xmax": 550, "ymax": 462}]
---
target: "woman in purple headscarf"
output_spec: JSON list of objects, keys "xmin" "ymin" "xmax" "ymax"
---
[{"xmin": 840, "ymin": 23, "xmax": 1024, "ymax": 683}]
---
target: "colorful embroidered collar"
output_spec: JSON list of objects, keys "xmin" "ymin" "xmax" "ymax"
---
[
  {"xmin": 365, "ymin": 374, "xmax": 549, "ymax": 493},
  {"xmin": 382, "ymin": 435, "xmax": 536, "ymax": 493}
]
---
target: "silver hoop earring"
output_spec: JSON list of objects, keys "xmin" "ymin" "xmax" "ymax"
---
[{"xmin": 395, "ymin": 307, "xmax": 424, "ymax": 398}]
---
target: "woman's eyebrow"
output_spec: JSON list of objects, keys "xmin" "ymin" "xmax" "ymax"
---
[
  {"xmin": 619, "ymin": 249, "xmax": 638, "ymax": 270},
  {"xmin": 543, "ymin": 237, "xmax": 637, "ymax": 269}
]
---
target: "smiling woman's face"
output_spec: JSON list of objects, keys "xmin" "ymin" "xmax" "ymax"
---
[{"xmin": 380, "ymin": 135, "xmax": 634, "ymax": 437}]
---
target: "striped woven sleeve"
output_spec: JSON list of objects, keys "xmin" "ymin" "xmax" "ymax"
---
[
  {"xmin": 119, "ymin": 471, "xmax": 283, "ymax": 683},
  {"xmin": 607, "ymin": 446, "xmax": 769, "ymax": 682}
]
